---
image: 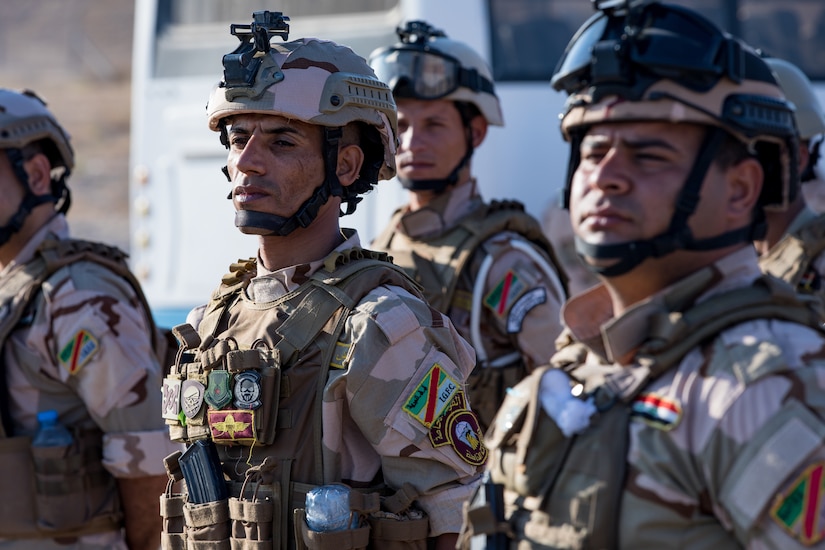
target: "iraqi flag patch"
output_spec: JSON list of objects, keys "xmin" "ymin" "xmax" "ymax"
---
[
  {"xmin": 631, "ymin": 393, "xmax": 682, "ymax": 431},
  {"xmin": 771, "ymin": 461, "xmax": 825, "ymax": 545},
  {"xmin": 58, "ymin": 329, "xmax": 100, "ymax": 375}
]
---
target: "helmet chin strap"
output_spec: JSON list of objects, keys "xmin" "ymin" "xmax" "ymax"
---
[
  {"xmin": 0, "ymin": 149, "xmax": 55, "ymax": 247},
  {"xmin": 231, "ymin": 128, "xmax": 345, "ymax": 237},
  {"xmin": 575, "ymin": 128, "xmax": 761, "ymax": 278}
]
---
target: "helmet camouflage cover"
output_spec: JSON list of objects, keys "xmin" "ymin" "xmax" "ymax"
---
[
  {"xmin": 207, "ymin": 28, "xmax": 398, "ymax": 183},
  {"xmin": 0, "ymin": 88, "xmax": 74, "ymax": 172}
]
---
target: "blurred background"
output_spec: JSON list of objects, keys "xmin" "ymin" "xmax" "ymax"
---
[
  {"xmin": 3, "ymin": 0, "xmax": 824, "ymax": 323},
  {"xmin": 0, "ymin": 1, "xmax": 134, "ymax": 251}
]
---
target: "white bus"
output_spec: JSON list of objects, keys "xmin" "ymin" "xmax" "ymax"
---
[{"xmin": 130, "ymin": 0, "xmax": 825, "ymax": 327}]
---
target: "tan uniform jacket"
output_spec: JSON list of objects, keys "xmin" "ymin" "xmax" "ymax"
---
[
  {"xmin": 485, "ymin": 247, "xmax": 825, "ymax": 549},
  {"xmin": 1, "ymin": 215, "xmax": 175, "ymax": 549}
]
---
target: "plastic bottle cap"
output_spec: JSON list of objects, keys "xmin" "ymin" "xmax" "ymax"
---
[{"xmin": 37, "ymin": 410, "xmax": 59, "ymax": 424}]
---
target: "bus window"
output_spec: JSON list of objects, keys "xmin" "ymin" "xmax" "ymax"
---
[
  {"xmin": 737, "ymin": 0, "xmax": 825, "ymax": 80},
  {"xmin": 488, "ymin": 0, "xmax": 593, "ymax": 82},
  {"xmin": 487, "ymin": 0, "xmax": 824, "ymax": 83}
]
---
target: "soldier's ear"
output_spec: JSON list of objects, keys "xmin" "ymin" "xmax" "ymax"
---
[
  {"xmin": 726, "ymin": 156, "xmax": 763, "ymax": 223},
  {"xmin": 336, "ymin": 143, "xmax": 364, "ymax": 188},
  {"xmin": 23, "ymin": 153, "xmax": 53, "ymax": 196},
  {"xmin": 470, "ymin": 114, "xmax": 488, "ymax": 149}
]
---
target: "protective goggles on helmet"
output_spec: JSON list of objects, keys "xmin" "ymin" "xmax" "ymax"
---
[
  {"xmin": 551, "ymin": 2, "xmax": 744, "ymax": 98},
  {"xmin": 371, "ymin": 46, "xmax": 495, "ymax": 100}
]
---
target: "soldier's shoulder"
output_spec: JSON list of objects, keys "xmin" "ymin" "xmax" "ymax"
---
[{"xmin": 349, "ymin": 283, "xmax": 437, "ymax": 345}]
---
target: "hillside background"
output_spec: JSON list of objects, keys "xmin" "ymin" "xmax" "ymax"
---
[{"xmin": 0, "ymin": 0, "xmax": 134, "ymax": 251}]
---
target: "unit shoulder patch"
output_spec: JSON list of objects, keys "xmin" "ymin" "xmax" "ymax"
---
[
  {"xmin": 506, "ymin": 287, "xmax": 547, "ymax": 333},
  {"xmin": 428, "ymin": 391, "xmax": 488, "ymax": 465}
]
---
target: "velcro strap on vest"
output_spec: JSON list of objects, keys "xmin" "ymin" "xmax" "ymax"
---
[
  {"xmin": 160, "ymin": 494, "xmax": 185, "ymax": 518},
  {"xmin": 229, "ymin": 498, "xmax": 273, "ymax": 523},
  {"xmin": 184, "ymin": 500, "xmax": 229, "ymax": 528}
]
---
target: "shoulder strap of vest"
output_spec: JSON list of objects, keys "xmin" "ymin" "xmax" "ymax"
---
[
  {"xmin": 562, "ymin": 276, "xmax": 824, "ymax": 404},
  {"xmin": 760, "ymin": 214, "xmax": 825, "ymax": 286}
]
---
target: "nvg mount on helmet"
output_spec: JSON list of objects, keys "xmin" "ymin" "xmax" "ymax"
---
[{"xmin": 222, "ymin": 11, "xmax": 290, "ymax": 98}]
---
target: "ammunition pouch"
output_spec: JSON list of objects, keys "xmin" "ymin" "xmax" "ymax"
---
[
  {"xmin": 162, "ymin": 459, "xmax": 430, "ymax": 550},
  {"xmin": 0, "ymin": 430, "xmax": 121, "ymax": 539}
]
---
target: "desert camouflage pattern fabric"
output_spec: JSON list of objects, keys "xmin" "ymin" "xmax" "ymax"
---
[
  {"xmin": 760, "ymin": 206, "xmax": 825, "ymax": 307},
  {"xmin": 371, "ymin": 182, "xmax": 566, "ymax": 431},
  {"xmin": 0, "ymin": 215, "xmax": 174, "ymax": 549},
  {"xmin": 187, "ymin": 229, "xmax": 483, "ymax": 537},
  {"xmin": 492, "ymin": 246, "xmax": 825, "ymax": 548}
]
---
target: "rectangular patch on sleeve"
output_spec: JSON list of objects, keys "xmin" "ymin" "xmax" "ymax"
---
[
  {"xmin": 403, "ymin": 363, "xmax": 459, "ymax": 428},
  {"xmin": 771, "ymin": 461, "xmax": 825, "ymax": 545},
  {"xmin": 58, "ymin": 329, "xmax": 99, "ymax": 375},
  {"xmin": 330, "ymin": 342, "xmax": 350, "ymax": 369},
  {"xmin": 484, "ymin": 269, "xmax": 527, "ymax": 319}
]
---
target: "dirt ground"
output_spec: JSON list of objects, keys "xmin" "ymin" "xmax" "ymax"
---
[{"xmin": 0, "ymin": 1, "xmax": 134, "ymax": 251}]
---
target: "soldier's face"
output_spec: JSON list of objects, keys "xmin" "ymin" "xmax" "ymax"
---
[
  {"xmin": 395, "ymin": 98, "xmax": 481, "ymax": 184},
  {"xmin": 568, "ymin": 121, "xmax": 731, "ymax": 255},
  {"xmin": 225, "ymin": 114, "xmax": 330, "ymax": 220}
]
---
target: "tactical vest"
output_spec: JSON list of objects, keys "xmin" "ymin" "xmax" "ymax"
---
[
  {"xmin": 0, "ymin": 237, "xmax": 167, "ymax": 539},
  {"xmin": 458, "ymin": 276, "xmax": 825, "ymax": 549},
  {"xmin": 160, "ymin": 248, "xmax": 431, "ymax": 550},
  {"xmin": 759, "ymin": 213, "xmax": 825, "ymax": 294},
  {"xmin": 372, "ymin": 200, "xmax": 567, "ymax": 314}
]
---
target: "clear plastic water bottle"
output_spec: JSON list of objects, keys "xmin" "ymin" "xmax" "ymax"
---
[
  {"xmin": 305, "ymin": 484, "xmax": 357, "ymax": 532},
  {"xmin": 32, "ymin": 409, "xmax": 73, "ymax": 447}
]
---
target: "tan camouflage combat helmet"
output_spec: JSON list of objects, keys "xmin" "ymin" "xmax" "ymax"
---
[
  {"xmin": 549, "ymin": 0, "xmax": 798, "ymax": 277},
  {"xmin": 206, "ymin": 13, "xmax": 397, "ymax": 184},
  {"xmin": 206, "ymin": 12, "xmax": 399, "ymax": 234},
  {"xmin": 369, "ymin": 20, "xmax": 504, "ymax": 127},
  {"xmin": 0, "ymin": 88, "xmax": 74, "ymax": 173},
  {"xmin": 0, "ymin": 89, "xmax": 74, "ymax": 223}
]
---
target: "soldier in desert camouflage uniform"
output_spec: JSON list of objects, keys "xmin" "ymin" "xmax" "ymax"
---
[
  {"xmin": 458, "ymin": 2, "xmax": 825, "ymax": 548},
  {"xmin": 0, "ymin": 88, "xmax": 176, "ymax": 550},
  {"xmin": 756, "ymin": 56, "xmax": 825, "ymax": 306},
  {"xmin": 368, "ymin": 22, "xmax": 568, "ymax": 433},
  {"xmin": 159, "ymin": 12, "xmax": 484, "ymax": 550}
]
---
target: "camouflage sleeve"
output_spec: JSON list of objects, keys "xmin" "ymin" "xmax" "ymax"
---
[
  {"xmin": 621, "ymin": 319, "xmax": 825, "ymax": 548},
  {"xmin": 323, "ymin": 283, "xmax": 483, "ymax": 536},
  {"xmin": 478, "ymin": 232, "xmax": 566, "ymax": 369},
  {"xmin": 28, "ymin": 261, "xmax": 176, "ymax": 477}
]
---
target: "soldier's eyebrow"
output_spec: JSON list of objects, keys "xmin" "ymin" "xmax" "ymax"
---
[
  {"xmin": 582, "ymin": 134, "xmax": 680, "ymax": 152},
  {"xmin": 228, "ymin": 123, "xmax": 303, "ymax": 138}
]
